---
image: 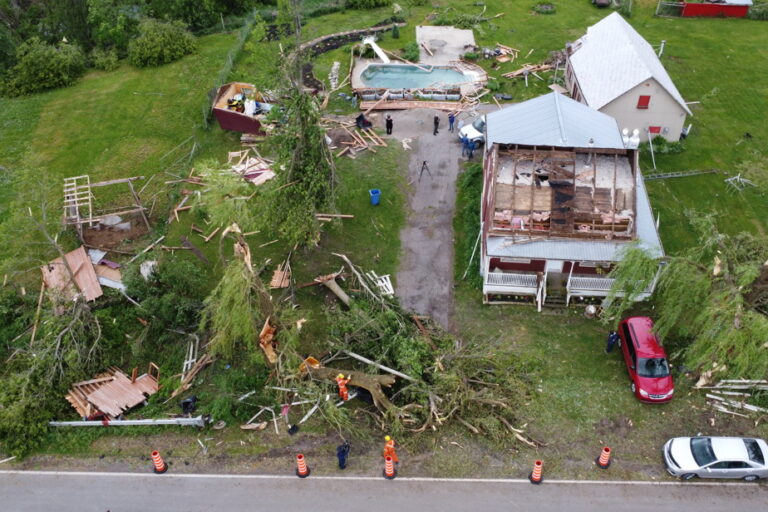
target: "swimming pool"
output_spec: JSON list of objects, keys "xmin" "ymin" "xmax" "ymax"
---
[{"xmin": 360, "ymin": 64, "xmax": 474, "ymax": 89}]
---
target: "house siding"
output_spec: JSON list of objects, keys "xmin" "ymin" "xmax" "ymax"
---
[{"xmin": 598, "ymin": 79, "xmax": 687, "ymax": 142}]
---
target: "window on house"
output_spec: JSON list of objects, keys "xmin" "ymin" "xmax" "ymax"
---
[
  {"xmin": 649, "ymin": 126, "xmax": 661, "ymax": 134},
  {"xmin": 637, "ymin": 95, "xmax": 651, "ymax": 109}
]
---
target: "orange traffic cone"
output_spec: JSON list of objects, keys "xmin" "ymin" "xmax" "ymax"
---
[
  {"xmin": 151, "ymin": 450, "xmax": 168, "ymax": 474},
  {"xmin": 383, "ymin": 455, "xmax": 397, "ymax": 480},
  {"xmin": 528, "ymin": 459, "xmax": 543, "ymax": 484},
  {"xmin": 596, "ymin": 446, "xmax": 611, "ymax": 469},
  {"xmin": 296, "ymin": 453, "xmax": 311, "ymax": 478}
]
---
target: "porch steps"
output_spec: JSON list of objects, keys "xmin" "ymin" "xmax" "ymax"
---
[{"xmin": 543, "ymin": 292, "xmax": 567, "ymax": 308}]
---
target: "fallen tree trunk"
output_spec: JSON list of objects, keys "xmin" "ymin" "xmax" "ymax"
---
[{"xmin": 308, "ymin": 366, "xmax": 397, "ymax": 411}]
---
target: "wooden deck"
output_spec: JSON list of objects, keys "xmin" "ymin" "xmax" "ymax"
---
[
  {"xmin": 359, "ymin": 100, "xmax": 462, "ymax": 111},
  {"xmin": 65, "ymin": 365, "xmax": 159, "ymax": 419}
]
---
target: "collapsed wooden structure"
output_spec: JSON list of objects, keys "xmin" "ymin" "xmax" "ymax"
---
[
  {"xmin": 65, "ymin": 364, "xmax": 160, "ymax": 419},
  {"xmin": 63, "ymin": 175, "xmax": 151, "ymax": 239}
]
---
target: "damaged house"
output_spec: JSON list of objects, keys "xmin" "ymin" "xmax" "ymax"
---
[
  {"xmin": 564, "ymin": 12, "xmax": 691, "ymax": 142},
  {"xmin": 479, "ymin": 92, "xmax": 664, "ymax": 309}
]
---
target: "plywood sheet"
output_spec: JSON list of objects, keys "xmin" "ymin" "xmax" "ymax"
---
[
  {"xmin": 41, "ymin": 246, "xmax": 103, "ymax": 301},
  {"xmin": 495, "ymin": 183, "xmax": 552, "ymax": 212}
]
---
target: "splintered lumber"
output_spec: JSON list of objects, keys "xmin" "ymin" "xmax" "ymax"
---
[
  {"xmin": 315, "ymin": 213, "xmax": 354, "ymax": 219},
  {"xmin": 259, "ymin": 316, "xmax": 278, "ymax": 364},
  {"xmin": 502, "ymin": 63, "xmax": 553, "ymax": 79},
  {"xmin": 307, "ymin": 366, "xmax": 396, "ymax": 411},
  {"xmin": 203, "ymin": 227, "xmax": 220, "ymax": 243},
  {"xmin": 270, "ymin": 262, "xmax": 291, "ymax": 289},
  {"xmin": 420, "ymin": 42, "xmax": 434, "ymax": 56},
  {"xmin": 127, "ymin": 236, "xmax": 165, "ymax": 264},
  {"xmin": 168, "ymin": 354, "xmax": 214, "ymax": 400}
]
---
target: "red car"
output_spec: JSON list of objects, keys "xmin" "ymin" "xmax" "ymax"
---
[{"xmin": 617, "ymin": 317, "xmax": 674, "ymax": 403}]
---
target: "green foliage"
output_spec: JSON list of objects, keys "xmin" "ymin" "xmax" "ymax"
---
[
  {"xmin": 258, "ymin": 90, "xmax": 336, "ymax": 246},
  {"xmin": 618, "ymin": 0, "xmax": 632, "ymax": 18},
  {"xmin": 747, "ymin": 1, "xmax": 768, "ymax": 20},
  {"xmin": 602, "ymin": 245, "xmax": 660, "ymax": 322},
  {"xmin": 87, "ymin": 0, "xmax": 142, "ymax": 54},
  {"xmin": 147, "ymin": 0, "xmax": 219, "ymax": 31},
  {"xmin": 402, "ymin": 41, "xmax": 419, "ymax": 62},
  {"xmin": 533, "ymin": 2, "xmax": 556, "ymax": 15},
  {"xmin": 90, "ymin": 46, "xmax": 119, "ymax": 70},
  {"xmin": 641, "ymin": 137, "xmax": 685, "ymax": 156},
  {"xmin": 191, "ymin": 160, "xmax": 261, "ymax": 232},
  {"xmin": 0, "ymin": 23, "xmax": 16, "ymax": 75},
  {"xmin": 234, "ymin": 15, "xmax": 281, "ymax": 90},
  {"xmin": 128, "ymin": 19, "xmax": 197, "ymax": 68},
  {"xmin": 391, "ymin": 23, "xmax": 400, "ymax": 39},
  {"xmin": 0, "ymin": 287, "xmax": 34, "ymax": 349},
  {"xmin": 455, "ymin": 163, "xmax": 483, "ymax": 289},
  {"xmin": 408, "ymin": 0, "xmax": 428, "ymax": 5},
  {"xmin": 345, "ymin": 0, "xmax": 391, "ymax": 9},
  {"xmin": 2, "ymin": 38, "xmax": 86, "ymax": 96},
  {"xmin": 605, "ymin": 214, "xmax": 768, "ymax": 377},
  {"xmin": 485, "ymin": 78, "xmax": 500, "ymax": 91},
  {"xmin": 462, "ymin": 51, "xmax": 479, "ymax": 61},
  {"xmin": 124, "ymin": 258, "xmax": 207, "ymax": 341},
  {"xmin": 199, "ymin": 258, "xmax": 272, "ymax": 359}
]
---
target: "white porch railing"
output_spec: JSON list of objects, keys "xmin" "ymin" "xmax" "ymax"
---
[
  {"xmin": 566, "ymin": 274, "xmax": 655, "ymax": 305},
  {"xmin": 483, "ymin": 272, "xmax": 538, "ymax": 296}
]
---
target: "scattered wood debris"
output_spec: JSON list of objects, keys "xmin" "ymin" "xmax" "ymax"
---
[
  {"xmin": 228, "ymin": 148, "xmax": 276, "ymax": 186},
  {"xmin": 169, "ymin": 353, "xmax": 214, "ymax": 400},
  {"xmin": 502, "ymin": 63, "xmax": 553, "ymax": 79},
  {"xmin": 698, "ymin": 379, "xmax": 768, "ymax": 419},
  {"xmin": 315, "ymin": 213, "xmax": 354, "ymax": 222},
  {"xmin": 365, "ymin": 270, "xmax": 394, "ymax": 296},
  {"xmin": 270, "ymin": 260, "xmax": 292, "ymax": 289},
  {"xmin": 494, "ymin": 43, "xmax": 519, "ymax": 63},
  {"xmin": 65, "ymin": 364, "xmax": 160, "ymax": 419}
]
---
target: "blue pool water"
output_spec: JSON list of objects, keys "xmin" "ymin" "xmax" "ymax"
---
[{"xmin": 360, "ymin": 64, "xmax": 470, "ymax": 89}]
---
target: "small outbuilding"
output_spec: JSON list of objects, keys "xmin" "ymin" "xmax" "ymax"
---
[
  {"xmin": 681, "ymin": 0, "xmax": 752, "ymax": 17},
  {"xmin": 564, "ymin": 12, "xmax": 691, "ymax": 142}
]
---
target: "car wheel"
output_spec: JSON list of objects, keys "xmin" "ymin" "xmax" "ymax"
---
[
  {"xmin": 630, "ymin": 382, "xmax": 636, "ymax": 394},
  {"xmin": 743, "ymin": 475, "xmax": 759, "ymax": 482},
  {"xmin": 681, "ymin": 473, "xmax": 697, "ymax": 480}
]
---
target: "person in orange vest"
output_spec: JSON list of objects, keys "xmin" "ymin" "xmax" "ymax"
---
[
  {"xmin": 383, "ymin": 435, "xmax": 399, "ymax": 464},
  {"xmin": 335, "ymin": 373, "xmax": 351, "ymax": 401}
]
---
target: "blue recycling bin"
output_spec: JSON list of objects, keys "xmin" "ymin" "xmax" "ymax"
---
[{"xmin": 369, "ymin": 188, "xmax": 381, "ymax": 206}]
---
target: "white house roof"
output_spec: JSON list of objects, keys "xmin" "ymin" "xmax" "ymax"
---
[
  {"xmin": 569, "ymin": 12, "xmax": 692, "ymax": 115},
  {"xmin": 485, "ymin": 92, "xmax": 626, "ymax": 149},
  {"xmin": 486, "ymin": 168, "xmax": 664, "ymax": 261}
]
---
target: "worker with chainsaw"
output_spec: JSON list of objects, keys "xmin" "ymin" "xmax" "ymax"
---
[
  {"xmin": 383, "ymin": 435, "xmax": 399, "ymax": 464},
  {"xmin": 336, "ymin": 373, "xmax": 351, "ymax": 401}
]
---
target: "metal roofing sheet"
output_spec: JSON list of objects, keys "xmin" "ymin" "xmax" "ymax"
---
[
  {"xmin": 570, "ymin": 13, "xmax": 691, "ymax": 115},
  {"xmin": 486, "ymin": 168, "xmax": 664, "ymax": 261},
  {"xmin": 486, "ymin": 92, "xmax": 625, "ymax": 149}
]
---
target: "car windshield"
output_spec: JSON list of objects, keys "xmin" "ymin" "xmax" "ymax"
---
[
  {"xmin": 637, "ymin": 357, "xmax": 670, "ymax": 377},
  {"xmin": 472, "ymin": 118, "xmax": 485, "ymax": 131},
  {"xmin": 690, "ymin": 438, "xmax": 716, "ymax": 466},
  {"xmin": 744, "ymin": 439, "xmax": 765, "ymax": 465}
]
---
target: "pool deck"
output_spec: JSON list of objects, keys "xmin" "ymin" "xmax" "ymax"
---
[{"xmin": 416, "ymin": 26, "xmax": 477, "ymax": 65}]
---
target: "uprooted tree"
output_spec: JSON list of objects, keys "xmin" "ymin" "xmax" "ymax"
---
[{"xmin": 603, "ymin": 213, "xmax": 768, "ymax": 378}]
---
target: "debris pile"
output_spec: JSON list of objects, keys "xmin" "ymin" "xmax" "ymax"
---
[
  {"xmin": 227, "ymin": 149, "xmax": 276, "ymax": 186},
  {"xmin": 322, "ymin": 118, "xmax": 388, "ymax": 159},
  {"xmin": 65, "ymin": 364, "xmax": 160, "ymax": 419},
  {"xmin": 697, "ymin": 378, "xmax": 768, "ymax": 419},
  {"xmin": 493, "ymin": 43, "xmax": 519, "ymax": 63}
]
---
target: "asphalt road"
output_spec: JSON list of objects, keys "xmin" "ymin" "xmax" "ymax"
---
[{"xmin": 1, "ymin": 472, "xmax": 765, "ymax": 512}]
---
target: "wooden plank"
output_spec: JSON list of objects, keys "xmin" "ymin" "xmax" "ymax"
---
[{"xmin": 41, "ymin": 246, "xmax": 103, "ymax": 302}]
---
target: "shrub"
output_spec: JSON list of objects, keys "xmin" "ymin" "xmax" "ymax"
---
[
  {"xmin": 2, "ymin": 38, "xmax": 86, "ymax": 97},
  {"xmin": 147, "ymin": 0, "xmax": 219, "ymax": 32},
  {"xmin": 408, "ymin": 0, "xmax": 428, "ymax": 5},
  {"xmin": 533, "ymin": 3, "xmax": 556, "ymax": 15},
  {"xmin": 90, "ymin": 47, "xmax": 120, "ymax": 71},
  {"xmin": 0, "ymin": 24, "xmax": 16, "ymax": 76},
  {"xmin": 486, "ymin": 78, "xmax": 500, "ymax": 92},
  {"xmin": 747, "ymin": 1, "xmax": 768, "ymax": 20},
  {"xmin": 87, "ymin": 0, "xmax": 142, "ymax": 54},
  {"xmin": 462, "ymin": 51, "xmax": 478, "ymax": 61},
  {"xmin": 403, "ymin": 41, "xmax": 419, "ymax": 62},
  {"xmin": 346, "ymin": 0, "xmax": 392, "ymax": 9},
  {"xmin": 391, "ymin": 24, "xmax": 400, "ymax": 39},
  {"xmin": 128, "ymin": 19, "xmax": 197, "ymax": 68}
]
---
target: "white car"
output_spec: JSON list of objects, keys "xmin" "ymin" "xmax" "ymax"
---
[
  {"xmin": 458, "ymin": 116, "xmax": 485, "ymax": 145},
  {"xmin": 663, "ymin": 436, "xmax": 768, "ymax": 481}
]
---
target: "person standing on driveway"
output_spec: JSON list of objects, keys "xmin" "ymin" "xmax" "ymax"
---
[
  {"xmin": 448, "ymin": 112, "xmax": 456, "ymax": 132},
  {"xmin": 433, "ymin": 115, "xmax": 440, "ymax": 135},
  {"xmin": 385, "ymin": 114, "xmax": 393, "ymax": 135},
  {"xmin": 461, "ymin": 134, "xmax": 469, "ymax": 157},
  {"xmin": 468, "ymin": 139, "xmax": 476, "ymax": 160}
]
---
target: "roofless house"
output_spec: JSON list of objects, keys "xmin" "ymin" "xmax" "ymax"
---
[{"xmin": 479, "ymin": 93, "xmax": 664, "ymax": 310}]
